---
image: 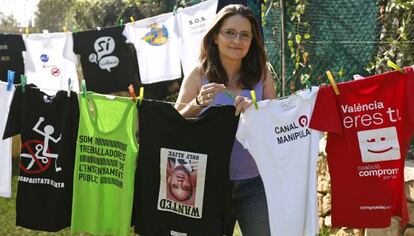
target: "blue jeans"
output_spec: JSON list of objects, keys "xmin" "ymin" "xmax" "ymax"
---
[{"xmin": 231, "ymin": 176, "xmax": 270, "ymax": 236}]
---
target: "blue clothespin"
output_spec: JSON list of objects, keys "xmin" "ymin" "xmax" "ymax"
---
[
  {"xmin": 20, "ymin": 75, "xmax": 27, "ymax": 92},
  {"xmin": 7, "ymin": 70, "xmax": 15, "ymax": 91}
]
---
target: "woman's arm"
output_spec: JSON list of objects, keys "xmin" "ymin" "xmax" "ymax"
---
[{"xmin": 175, "ymin": 68, "xmax": 225, "ymax": 118}]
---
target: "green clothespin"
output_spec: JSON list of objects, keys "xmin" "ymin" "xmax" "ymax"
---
[
  {"xmin": 387, "ymin": 60, "xmax": 406, "ymax": 74},
  {"xmin": 250, "ymin": 90, "xmax": 259, "ymax": 110},
  {"xmin": 306, "ymin": 80, "xmax": 312, "ymax": 91},
  {"xmin": 81, "ymin": 80, "xmax": 87, "ymax": 97},
  {"xmin": 173, "ymin": 0, "xmax": 179, "ymax": 15},
  {"xmin": 119, "ymin": 19, "xmax": 124, "ymax": 27},
  {"xmin": 20, "ymin": 75, "xmax": 27, "ymax": 92},
  {"xmin": 224, "ymin": 90, "xmax": 235, "ymax": 101}
]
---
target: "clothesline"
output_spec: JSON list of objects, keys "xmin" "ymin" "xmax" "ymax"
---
[{"xmin": 9, "ymin": 83, "xmax": 232, "ymax": 108}]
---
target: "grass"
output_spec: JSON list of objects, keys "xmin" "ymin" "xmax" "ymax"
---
[{"xmin": 0, "ymin": 157, "xmax": 242, "ymax": 236}]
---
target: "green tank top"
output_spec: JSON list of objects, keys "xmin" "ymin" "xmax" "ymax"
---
[{"xmin": 71, "ymin": 93, "xmax": 138, "ymax": 236}]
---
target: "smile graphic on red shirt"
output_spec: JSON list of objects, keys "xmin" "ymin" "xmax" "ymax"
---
[{"xmin": 366, "ymin": 137, "xmax": 393, "ymax": 153}]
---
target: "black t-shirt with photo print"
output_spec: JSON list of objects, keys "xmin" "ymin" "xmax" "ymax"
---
[
  {"xmin": 72, "ymin": 25, "xmax": 140, "ymax": 94},
  {"xmin": 3, "ymin": 84, "xmax": 79, "ymax": 232},
  {"xmin": 134, "ymin": 100, "xmax": 238, "ymax": 236},
  {"xmin": 0, "ymin": 34, "xmax": 25, "ymax": 83}
]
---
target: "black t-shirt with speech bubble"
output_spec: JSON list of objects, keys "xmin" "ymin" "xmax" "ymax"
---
[
  {"xmin": 3, "ymin": 85, "xmax": 79, "ymax": 232},
  {"xmin": 72, "ymin": 26, "xmax": 140, "ymax": 94},
  {"xmin": 134, "ymin": 100, "xmax": 238, "ymax": 236},
  {"xmin": 0, "ymin": 34, "xmax": 25, "ymax": 83}
]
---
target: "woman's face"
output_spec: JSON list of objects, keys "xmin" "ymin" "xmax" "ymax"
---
[{"xmin": 214, "ymin": 14, "xmax": 253, "ymax": 61}]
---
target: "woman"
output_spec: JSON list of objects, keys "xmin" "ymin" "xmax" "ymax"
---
[{"xmin": 175, "ymin": 4, "xmax": 276, "ymax": 235}]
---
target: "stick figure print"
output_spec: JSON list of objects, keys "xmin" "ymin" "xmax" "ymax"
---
[{"xmin": 32, "ymin": 116, "xmax": 62, "ymax": 172}]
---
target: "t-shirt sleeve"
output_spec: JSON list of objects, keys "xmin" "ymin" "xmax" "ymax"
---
[
  {"xmin": 3, "ymin": 87, "xmax": 22, "ymax": 139},
  {"xmin": 63, "ymin": 32, "xmax": 78, "ymax": 64},
  {"xmin": 71, "ymin": 32, "xmax": 81, "ymax": 55},
  {"xmin": 309, "ymin": 86, "xmax": 343, "ymax": 134},
  {"xmin": 122, "ymin": 23, "xmax": 135, "ymax": 44},
  {"xmin": 235, "ymin": 110, "xmax": 251, "ymax": 151},
  {"xmin": 16, "ymin": 34, "xmax": 26, "ymax": 52}
]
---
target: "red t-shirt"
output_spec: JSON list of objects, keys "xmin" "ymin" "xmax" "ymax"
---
[{"xmin": 310, "ymin": 67, "xmax": 414, "ymax": 228}]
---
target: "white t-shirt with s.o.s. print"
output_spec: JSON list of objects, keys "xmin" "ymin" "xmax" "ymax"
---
[
  {"xmin": 176, "ymin": 0, "xmax": 218, "ymax": 78},
  {"xmin": 123, "ymin": 12, "xmax": 181, "ymax": 84},
  {"xmin": 236, "ymin": 87, "xmax": 321, "ymax": 236}
]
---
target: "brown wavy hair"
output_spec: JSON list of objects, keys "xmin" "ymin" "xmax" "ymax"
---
[{"xmin": 199, "ymin": 4, "xmax": 266, "ymax": 89}]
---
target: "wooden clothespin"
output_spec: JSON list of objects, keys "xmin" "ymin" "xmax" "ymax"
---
[
  {"xmin": 7, "ymin": 70, "xmax": 15, "ymax": 91},
  {"xmin": 20, "ymin": 75, "xmax": 27, "ymax": 92},
  {"xmin": 81, "ymin": 80, "xmax": 87, "ymax": 97},
  {"xmin": 138, "ymin": 87, "xmax": 144, "ymax": 105},
  {"xmin": 326, "ymin": 71, "xmax": 340, "ymax": 95},
  {"xmin": 128, "ymin": 84, "xmax": 137, "ymax": 102},
  {"xmin": 250, "ymin": 90, "xmax": 259, "ymax": 110},
  {"xmin": 67, "ymin": 78, "xmax": 73, "ymax": 97},
  {"xmin": 387, "ymin": 60, "xmax": 406, "ymax": 74}
]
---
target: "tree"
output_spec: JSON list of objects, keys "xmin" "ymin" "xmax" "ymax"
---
[
  {"xmin": 34, "ymin": 0, "xmax": 76, "ymax": 32},
  {"xmin": 367, "ymin": 0, "xmax": 414, "ymax": 73},
  {"xmin": 0, "ymin": 14, "xmax": 20, "ymax": 33}
]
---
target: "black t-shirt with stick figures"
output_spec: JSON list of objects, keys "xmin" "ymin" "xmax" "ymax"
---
[
  {"xmin": 72, "ymin": 25, "xmax": 140, "ymax": 94},
  {"xmin": 0, "ymin": 34, "xmax": 25, "ymax": 83},
  {"xmin": 3, "ymin": 85, "xmax": 79, "ymax": 232},
  {"xmin": 134, "ymin": 100, "xmax": 238, "ymax": 236}
]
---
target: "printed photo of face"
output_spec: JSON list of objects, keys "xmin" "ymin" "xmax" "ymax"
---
[
  {"xmin": 168, "ymin": 165, "xmax": 193, "ymax": 201},
  {"xmin": 166, "ymin": 158, "xmax": 197, "ymax": 205}
]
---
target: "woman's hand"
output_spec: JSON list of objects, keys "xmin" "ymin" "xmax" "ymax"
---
[
  {"xmin": 195, "ymin": 83, "xmax": 226, "ymax": 107},
  {"xmin": 234, "ymin": 96, "xmax": 253, "ymax": 116}
]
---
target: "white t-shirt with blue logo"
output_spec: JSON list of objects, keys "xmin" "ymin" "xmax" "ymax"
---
[
  {"xmin": 23, "ymin": 32, "xmax": 79, "ymax": 95},
  {"xmin": 123, "ymin": 12, "xmax": 181, "ymax": 84},
  {"xmin": 236, "ymin": 87, "xmax": 321, "ymax": 236}
]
